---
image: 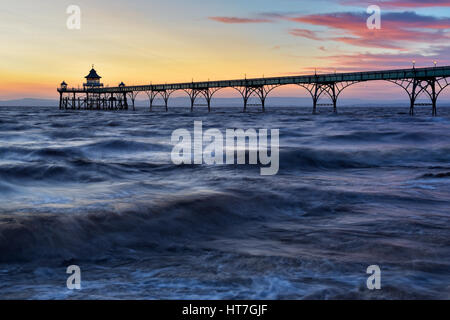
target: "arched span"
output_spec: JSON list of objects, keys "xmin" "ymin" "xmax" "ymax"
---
[
  {"xmin": 181, "ymin": 88, "xmax": 202, "ymax": 112},
  {"xmin": 126, "ymin": 91, "xmax": 145, "ymax": 111},
  {"xmin": 407, "ymin": 77, "xmax": 450, "ymax": 102},
  {"xmin": 198, "ymin": 87, "xmax": 223, "ymax": 100},
  {"xmin": 111, "ymin": 92, "xmax": 129, "ymax": 110},
  {"xmin": 181, "ymin": 87, "xmax": 225, "ymax": 112},
  {"xmin": 295, "ymin": 79, "xmax": 446, "ymax": 115},
  {"xmin": 337, "ymin": 79, "xmax": 408, "ymax": 99},
  {"xmin": 263, "ymin": 84, "xmax": 302, "ymax": 109},
  {"xmin": 230, "ymin": 84, "xmax": 283, "ymax": 112},
  {"xmin": 337, "ymin": 79, "xmax": 428, "ymax": 115},
  {"xmin": 434, "ymin": 77, "xmax": 450, "ymax": 114},
  {"xmin": 296, "ymin": 81, "xmax": 360, "ymax": 114},
  {"xmin": 386, "ymin": 78, "xmax": 449, "ymax": 115},
  {"xmin": 436, "ymin": 77, "xmax": 450, "ymax": 98},
  {"xmin": 296, "ymin": 83, "xmax": 330, "ymax": 113},
  {"xmin": 197, "ymin": 87, "xmax": 223, "ymax": 112},
  {"xmin": 147, "ymin": 89, "xmax": 177, "ymax": 112}
]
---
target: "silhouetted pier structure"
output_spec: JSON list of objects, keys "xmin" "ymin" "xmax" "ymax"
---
[{"xmin": 58, "ymin": 66, "xmax": 450, "ymax": 115}]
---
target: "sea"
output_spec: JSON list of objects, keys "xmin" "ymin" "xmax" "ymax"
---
[{"xmin": 0, "ymin": 105, "xmax": 449, "ymax": 299}]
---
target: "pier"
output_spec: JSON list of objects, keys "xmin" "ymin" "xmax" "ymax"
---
[{"xmin": 58, "ymin": 66, "xmax": 450, "ymax": 115}]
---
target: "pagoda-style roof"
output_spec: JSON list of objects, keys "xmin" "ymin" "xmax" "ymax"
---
[
  {"xmin": 61, "ymin": 81, "xmax": 67, "ymax": 86},
  {"xmin": 85, "ymin": 67, "xmax": 102, "ymax": 79}
]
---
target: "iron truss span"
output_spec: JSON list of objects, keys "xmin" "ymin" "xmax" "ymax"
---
[{"xmin": 58, "ymin": 66, "xmax": 450, "ymax": 115}]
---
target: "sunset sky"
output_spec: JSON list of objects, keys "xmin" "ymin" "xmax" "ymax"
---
[{"xmin": 0, "ymin": 0, "xmax": 449, "ymax": 100}]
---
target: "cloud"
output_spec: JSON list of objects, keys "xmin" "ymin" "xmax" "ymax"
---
[
  {"xmin": 209, "ymin": 11, "xmax": 450, "ymax": 50},
  {"xmin": 341, "ymin": 0, "xmax": 450, "ymax": 8},
  {"xmin": 209, "ymin": 17, "xmax": 272, "ymax": 24},
  {"xmin": 278, "ymin": 46, "xmax": 450, "ymax": 80},
  {"xmin": 289, "ymin": 11, "xmax": 450, "ymax": 49},
  {"xmin": 208, "ymin": 9, "xmax": 450, "ymax": 69},
  {"xmin": 289, "ymin": 28, "xmax": 323, "ymax": 40},
  {"xmin": 318, "ymin": 45, "xmax": 450, "ymax": 71}
]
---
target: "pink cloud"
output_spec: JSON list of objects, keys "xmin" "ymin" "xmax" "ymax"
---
[
  {"xmin": 209, "ymin": 17, "xmax": 272, "ymax": 24},
  {"xmin": 342, "ymin": 0, "xmax": 450, "ymax": 8},
  {"xmin": 319, "ymin": 46, "xmax": 450, "ymax": 71},
  {"xmin": 289, "ymin": 28, "xmax": 323, "ymax": 40},
  {"xmin": 289, "ymin": 12, "xmax": 450, "ymax": 49}
]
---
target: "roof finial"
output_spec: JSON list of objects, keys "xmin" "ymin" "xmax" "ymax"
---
[{"xmin": 92, "ymin": 64, "xmax": 95, "ymax": 69}]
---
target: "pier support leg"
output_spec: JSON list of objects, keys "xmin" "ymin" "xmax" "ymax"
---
[
  {"xmin": 312, "ymin": 85, "xmax": 319, "ymax": 114},
  {"xmin": 146, "ymin": 91, "xmax": 156, "ymax": 112},
  {"xmin": 87, "ymin": 93, "xmax": 91, "ymax": 110},
  {"xmin": 410, "ymin": 79, "xmax": 418, "ymax": 116},
  {"xmin": 409, "ymin": 98, "xmax": 415, "ymax": 116},
  {"xmin": 256, "ymin": 86, "xmax": 266, "ymax": 112},
  {"xmin": 184, "ymin": 89, "xmax": 200, "ymax": 112},
  {"xmin": 162, "ymin": 90, "xmax": 172, "ymax": 112},
  {"xmin": 128, "ymin": 91, "xmax": 138, "ymax": 111},
  {"xmin": 190, "ymin": 96, "xmax": 195, "ymax": 112},
  {"xmin": 430, "ymin": 79, "xmax": 437, "ymax": 116},
  {"xmin": 331, "ymin": 84, "xmax": 337, "ymax": 113},
  {"xmin": 299, "ymin": 83, "xmax": 321, "ymax": 115},
  {"xmin": 123, "ymin": 93, "xmax": 128, "ymax": 110},
  {"xmin": 243, "ymin": 87, "xmax": 250, "ymax": 112},
  {"xmin": 200, "ymin": 88, "xmax": 218, "ymax": 112},
  {"xmin": 59, "ymin": 92, "xmax": 63, "ymax": 110},
  {"xmin": 150, "ymin": 96, "xmax": 154, "ymax": 112}
]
